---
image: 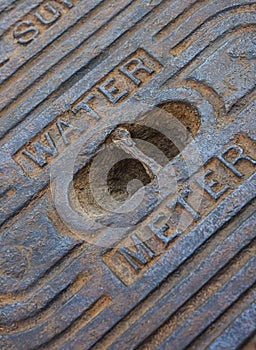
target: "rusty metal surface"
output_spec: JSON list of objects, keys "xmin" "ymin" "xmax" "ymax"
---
[{"xmin": 0, "ymin": 0, "xmax": 256, "ymax": 349}]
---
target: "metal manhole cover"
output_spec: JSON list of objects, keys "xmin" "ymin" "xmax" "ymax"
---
[{"xmin": 0, "ymin": 0, "xmax": 255, "ymax": 349}]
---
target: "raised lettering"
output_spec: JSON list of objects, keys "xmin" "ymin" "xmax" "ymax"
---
[
  {"xmin": 176, "ymin": 192, "xmax": 201, "ymax": 220},
  {"xmin": 147, "ymin": 212, "xmax": 180, "ymax": 246},
  {"xmin": 118, "ymin": 234, "xmax": 157, "ymax": 270},
  {"xmin": 35, "ymin": 3, "xmax": 60, "ymax": 25},
  {"xmin": 72, "ymin": 94, "xmax": 100, "ymax": 120},
  {"xmin": 59, "ymin": 0, "xmax": 74, "ymax": 8},
  {"xmin": 13, "ymin": 21, "xmax": 39, "ymax": 44},
  {"xmin": 98, "ymin": 78, "xmax": 129, "ymax": 104},
  {"xmin": 119, "ymin": 57, "xmax": 155, "ymax": 85},
  {"xmin": 197, "ymin": 168, "xmax": 230, "ymax": 200},
  {"xmin": 56, "ymin": 119, "xmax": 78, "ymax": 145},
  {"xmin": 23, "ymin": 132, "xmax": 58, "ymax": 167},
  {"xmin": 218, "ymin": 144, "xmax": 256, "ymax": 178}
]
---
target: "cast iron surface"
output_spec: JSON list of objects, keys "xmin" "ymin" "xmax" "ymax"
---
[{"xmin": 0, "ymin": 0, "xmax": 255, "ymax": 349}]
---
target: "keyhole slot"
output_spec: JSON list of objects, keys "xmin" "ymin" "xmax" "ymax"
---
[{"xmin": 72, "ymin": 100, "xmax": 201, "ymax": 216}]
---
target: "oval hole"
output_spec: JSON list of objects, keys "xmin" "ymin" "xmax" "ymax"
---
[{"xmin": 72, "ymin": 100, "xmax": 201, "ymax": 215}]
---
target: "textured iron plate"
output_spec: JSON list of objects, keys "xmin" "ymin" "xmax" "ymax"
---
[{"xmin": 0, "ymin": 0, "xmax": 256, "ymax": 349}]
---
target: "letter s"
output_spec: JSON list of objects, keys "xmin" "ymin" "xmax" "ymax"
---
[{"xmin": 13, "ymin": 21, "xmax": 38, "ymax": 44}]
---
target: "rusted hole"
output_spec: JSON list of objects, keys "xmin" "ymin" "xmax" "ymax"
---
[
  {"xmin": 157, "ymin": 100, "xmax": 201, "ymax": 137},
  {"xmin": 72, "ymin": 100, "xmax": 201, "ymax": 214},
  {"xmin": 72, "ymin": 148, "xmax": 152, "ymax": 214},
  {"xmin": 107, "ymin": 158, "xmax": 152, "ymax": 201}
]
